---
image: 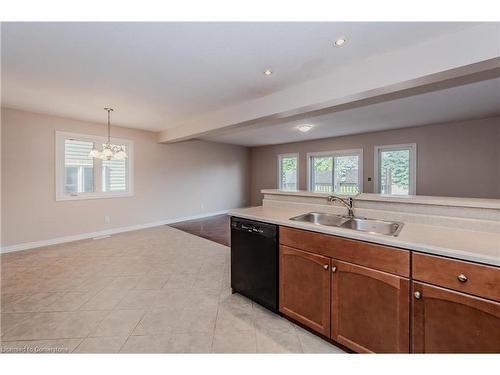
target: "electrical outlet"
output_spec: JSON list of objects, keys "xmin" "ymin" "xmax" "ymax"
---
[{"xmin": 104, "ymin": 215, "xmax": 110, "ymax": 224}]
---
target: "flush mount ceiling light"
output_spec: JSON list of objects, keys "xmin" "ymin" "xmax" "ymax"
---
[
  {"xmin": 89, "ymin": 108, "xmax": 128, "ymax": 160},
  {"xmin": 296, "ymin": 124, "xmax": 313, "ymax": 133},
  {"xmin": 334, "ymin": 37, "xmax": 346, "ymax": 47},
  {"xmin": 263, "ymin": 69, "xmax": 273, "ymax": 76}
]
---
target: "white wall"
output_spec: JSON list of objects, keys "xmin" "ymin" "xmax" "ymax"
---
[{"xmin": 1, "ymin": 108, "xmax": 250, "ymax": 248}]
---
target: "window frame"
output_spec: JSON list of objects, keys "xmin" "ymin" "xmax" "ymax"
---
[
  {"xmin": 55, "ymin": 131, "xmax": 134, "ymax": 201},
  {"xmin": 277, "ymin": 153, "xmax": 299, "ymax": 191},
  {"xmin": 306, "ymin": 149, "xmax": 363, "ymax": 195},
  {"xmin": 374, "ymin": 143, "xmax": 417, "ymax": 195}
]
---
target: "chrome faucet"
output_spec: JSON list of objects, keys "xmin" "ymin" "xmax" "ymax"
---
[{"xmin": 327, "ymin": 195, "xmax": 354, "ymax": 218}]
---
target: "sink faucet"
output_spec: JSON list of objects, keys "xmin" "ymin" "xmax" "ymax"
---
[{"xmin": 327, "ymin": 195, "xmax": 354, "ymax": 218}]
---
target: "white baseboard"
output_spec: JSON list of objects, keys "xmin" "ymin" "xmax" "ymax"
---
[{"xmin": 0, "ymin": 209, "xmax": 230, "ymax": 254}]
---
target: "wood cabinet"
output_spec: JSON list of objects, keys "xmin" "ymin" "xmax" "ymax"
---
[
  {"xmin": 276, "ymin": 226, "xmax": 500, "ymax": 353},
  {"xmin": 412, "ymin": 282, "xmax": 500, "ymax": 353},
  {"xmin": 331, "ymin": 260, "xmax": 410, "ymax": 353},
  {"xmin": 279, "ymin": 245, "xmax": 331, "ymax": 337}
]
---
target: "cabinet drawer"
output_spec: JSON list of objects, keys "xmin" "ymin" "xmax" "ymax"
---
[
  {"xmin": 279, "ymin": 226, "xmax": 409, "ymax": 277},
  {"xmin": 412, "ymin": 253, "xmax": 500, "ymax": 302}
]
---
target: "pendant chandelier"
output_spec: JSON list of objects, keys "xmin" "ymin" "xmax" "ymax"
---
[{"xmin": 89, "ymin": 107, "xmax": 128, "ymax": 160}]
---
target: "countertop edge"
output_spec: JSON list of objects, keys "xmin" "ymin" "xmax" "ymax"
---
[{"xmin": 260, "ymin": 189, "xmax": 500, "ymax": 210}]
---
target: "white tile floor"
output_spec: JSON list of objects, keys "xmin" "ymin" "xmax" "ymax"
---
[{"xmin": 1, "ymin": 226, "xmax": 345, "ymax": 353}]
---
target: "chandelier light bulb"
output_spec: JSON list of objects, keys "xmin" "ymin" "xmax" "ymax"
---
[
  {"xmin": 114, "ymin": 150, "xmax": 127, "ymax": 160},
  {"xmin": 89, "ymin": 147, "xmax": 101, "ymax": 158},
  {"xmin": 102, "ymin": 147, "xmax": 113, "ymax": 157}
]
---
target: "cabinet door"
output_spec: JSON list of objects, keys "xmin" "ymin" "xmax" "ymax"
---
[
  {"xmin": 412, "ymin": 282, "xmax": 500, "ymax": 353},
  {"xmin": 331, "ymin": 260, "xmax": 410, "ymax": 353},
  {"xmin": 279, "ymin": 245, "xmax": 331, "ymax": 336}
]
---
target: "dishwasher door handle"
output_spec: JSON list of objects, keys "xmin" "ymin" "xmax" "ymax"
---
[
  {"xmin": 231, "ymin": 218, "xmax": 275, "ymax": 238},
  {"xmin": 237, "ymin": 224, "xmax": 264, "ymax": 234}
]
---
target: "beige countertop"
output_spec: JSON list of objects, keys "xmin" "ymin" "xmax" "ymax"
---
[{"xmin": 229, "ymin": 206, "xmax": 500, "ymax": 267}]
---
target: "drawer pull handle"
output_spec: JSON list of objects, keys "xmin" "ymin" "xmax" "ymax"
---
[
  {"xmin": 323, "ymin": 264, "xmax": 329, "ymax": 270},
  {"xmin": 414, "ymin": 291, "xmax": 422, "ymax": 299},
  {"xmin": 457, "ymin": 274, "xmax": 468, "ymax": 283},
  {"xmin": 331, "ymin": 266, "xmax": 337, "ymax": 273}
]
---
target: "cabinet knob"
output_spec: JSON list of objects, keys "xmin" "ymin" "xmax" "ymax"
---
[
  {"xmin": 323, "ymin": 264, "xmax": 329, "ymax": 270},
  {"xmin": 331, "ymin": 266, "xmax": 337, "ymax": 273},
  {"xmin": 457, "ymin": 274, "xmax": 468, "ymax": 283},
  {"xmin": 414, "ymin": 291, "xmax": 422, "ymax": 299}
]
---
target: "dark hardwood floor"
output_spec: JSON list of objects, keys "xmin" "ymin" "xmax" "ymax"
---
[{"xmin": 168, "ymin": 214, "xmax": 230, "ymax": 246}]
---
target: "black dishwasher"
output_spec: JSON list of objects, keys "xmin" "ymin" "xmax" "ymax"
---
[{"xmin": 230, "ymin": 217, "xmax": 278, "ymax": 313}]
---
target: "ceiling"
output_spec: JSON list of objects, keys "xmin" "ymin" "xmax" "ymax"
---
[
  {"xmin": 200, "ymin": 78, "xmax": 500, "ymax": 146},
  {"xmin": 1, "ymin": 22, "xmax": 476, "ymax": 131}
]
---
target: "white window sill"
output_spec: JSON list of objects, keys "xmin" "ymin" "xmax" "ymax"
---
[{"xmin": 55, "ymin": 191, "xmax": 134, "ymax": 201}]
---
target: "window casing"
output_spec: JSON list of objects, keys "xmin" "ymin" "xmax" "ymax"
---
[
  {"xmin": 278, "ymin": 153, "xmax": 299, "ymax": 191},
  {"xmin": 55, "ymin": 131, "xmax": 134, "ymax": 201},
  {"xmin": 307, "ymin": 149, "xmax": 363, "ymax": 195},
  {"xmin": 374, "ymin": 143, "xmax": 416, "ymax": 195}
]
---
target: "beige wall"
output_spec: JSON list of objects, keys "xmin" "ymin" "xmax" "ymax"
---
[
  {"xmin": 3, "ymin": 108, "xmax": 499, "ymax": 247},
  {"xmin": 250, "ymin": 117, "xmax": 500, "ymax": 205},
  {"xmin": 1, "ymin": 108, "xmax": 250, "ymax": 247}
]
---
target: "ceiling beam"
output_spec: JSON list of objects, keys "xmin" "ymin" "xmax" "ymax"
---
[{"xmin": 199, "ymin": 58, "xmax": 500, "ymax": 140}]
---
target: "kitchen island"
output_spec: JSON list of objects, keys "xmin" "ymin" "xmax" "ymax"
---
[{"xmin": 229, "ymin": 190, "xmax": 500, "ymax": 353}]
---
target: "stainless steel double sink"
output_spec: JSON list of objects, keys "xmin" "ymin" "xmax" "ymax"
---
[{"xmin": 289, "ymin": 212, "xmax": 404, "ymax": 237}]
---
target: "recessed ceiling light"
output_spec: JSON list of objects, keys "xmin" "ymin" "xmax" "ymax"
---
[
  {"xmin": 263, "ymin": 69, "xmax": 273, "ymax": 76},
  {"xmin": 334, "ymin": 37, "xmax": 346, "ymax": 47},
  {"xmin": 297, "ymin": 124, "xmax": 313, "ymax": 133}
]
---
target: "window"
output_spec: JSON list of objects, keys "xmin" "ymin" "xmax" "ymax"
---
[
  {"xmin": 374, "ymin": 143, "xmax": 416, "ymax": 195},
  {"xmin": 56, "ymin": 131, "xmax": 134, "ymax": 201},
  {"xmin": 103, "ymin": 155, "xmax": 127, "ymax": 192},
  {"xmin": 307, "ymin": 149, "xmax": 363, "ymax": 194},
  {"xmin": 278, "ymin": 154, "xmax": 298, "ymax": 191},
  {"xmin": 64, "ymin": 139, "xmax": 95, "ymax": 194}
]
